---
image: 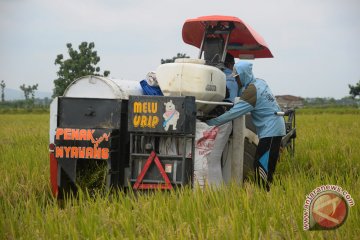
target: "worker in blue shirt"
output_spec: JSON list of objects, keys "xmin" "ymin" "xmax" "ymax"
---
[
  {"xmin": 207, "ymin": 61, "xmax": 285, "ymax": 191},
  {"xmin": 208, "ymin": 53, "xmax": 240, "ymax": 117},
  {"xmin": 223, "ymin": 53, "xmax": 240, "ymax": 103}
]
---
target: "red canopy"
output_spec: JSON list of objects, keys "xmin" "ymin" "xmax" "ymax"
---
[{"xmin": 182, "ymin": 15, "xmax": 273, "ymax": 58}]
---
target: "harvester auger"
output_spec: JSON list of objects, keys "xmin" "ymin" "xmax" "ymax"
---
[{"xmin": 49, "ymin": 15, "xmax": 296, "ymax": 198}]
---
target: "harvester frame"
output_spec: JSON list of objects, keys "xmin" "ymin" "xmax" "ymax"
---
[{"xmin": 49, "ymin": 15, "xmax": 296, "ymax": 197}]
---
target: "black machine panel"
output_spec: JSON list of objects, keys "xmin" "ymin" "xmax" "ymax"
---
[
  {"xmin": 131, "ymin": 155, "xmax": 193, "ymax": 185},
  {"xmin": 54, "ymin": 128, "xmax": 119, "ymax": 181},
  {"xmin": 128, "ymin": 96, "xmax": 196, "ymax": 189},
  {"xmin": 55, "ymin": 97, "xmax": 130, "ymax": 195},
  {"xmin": 58, "ymin": 97, "xmax": 127, "ymax": 129},
  {"xmin": 128, "ymin": 95, "xmax": 196, "ymax": 134}
]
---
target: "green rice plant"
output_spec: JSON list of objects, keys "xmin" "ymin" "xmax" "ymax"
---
[
  {"xmin": 0, "ymin": 111, "xmax": 359, "ymax": 239},
  {"xmin": 75, "ymin": 160, "xmax": 108, "ymax": 195},
  {"xmin": 298, "ymin": 107, "xmax": 360, "ymax": 115}
]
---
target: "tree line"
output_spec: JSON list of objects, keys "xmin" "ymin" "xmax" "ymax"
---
[{"xmin": 1, "ymin": 81, "xmax": 39, "ymax": 101}]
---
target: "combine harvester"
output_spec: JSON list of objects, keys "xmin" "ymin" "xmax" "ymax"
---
[{"xmin": 49, "ymin": 15, "xmax": 296, "ymax": 198}]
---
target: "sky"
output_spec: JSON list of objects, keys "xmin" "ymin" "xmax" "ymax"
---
[{"xmin": 0, "ymin": 0, "xmax": 359, "ymax": 99}]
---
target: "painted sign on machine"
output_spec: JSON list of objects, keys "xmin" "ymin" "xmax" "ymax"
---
[
  {"xmin": 54, "ymin": 128, "xmax": 111, "ymax": 160},
  {"xmin": 128, "ymin": 96, "xmax": 196, "ymax": 134}
]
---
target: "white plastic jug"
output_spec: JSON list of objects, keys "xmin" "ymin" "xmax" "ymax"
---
[{"xmin": 156, "ymin": 58, "xmax": 226, "ymax": 113}]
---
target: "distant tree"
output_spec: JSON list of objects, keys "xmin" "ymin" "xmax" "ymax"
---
[
  {"xmin": 30, "ymin": 84, "xmax": 38, "ymax": 100},
  {"xmin": 20, "ymin": 84, "xmax": 38, "ymax": 101},
  {"xmin": 20, "ymin": 84, "xmax": 30, "ymax": 100},
  {"xmin": 161, "ymin": 53, "xmax": 190, "ymax": 64},
  {"xmin": 53, "ymin": 42, "xmax": 110, "ymax": 97},
  {"xmin": 314, "ymin": 97, "xmax": 325, "ymax": 105},
  {"xmin": 0, "ymin": 80, "xmax": 5, "ymax": 102},
  {"xmin": 349, "ymin": 80, "xmax": 360, "ymax": 98},
  {"xmin": 44, "ymin": 97, "xmax": 50, "ymax": 105}
]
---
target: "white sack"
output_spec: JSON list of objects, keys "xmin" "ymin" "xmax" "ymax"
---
[
  {"xmin": 192, "ymin": 121, "xmax": 232, "ymax": 188},
  {"xmin": 206, "ymin": 121, "xmax": 232, "ymax": 187},
  {"xmin": 159, "ymin": 137, "xmax": 179, "ymax": 156},
  {"xmin": 158, "ymin": 120, "xmax": 232, "ymax": 188}
]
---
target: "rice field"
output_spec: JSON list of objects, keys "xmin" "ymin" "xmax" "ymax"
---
[{"xmin": 0, "ymin": 109, "xmax": 359, "ymax": 239}]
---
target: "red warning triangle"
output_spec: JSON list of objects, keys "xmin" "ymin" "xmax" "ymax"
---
[{"xmin": 133, "ymin": 151, "xmax": 173, "ymax": 190}]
